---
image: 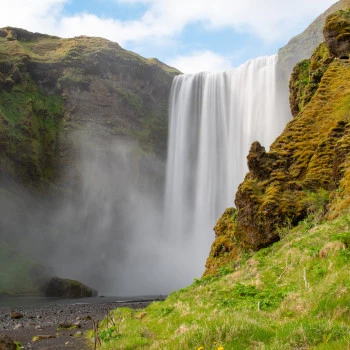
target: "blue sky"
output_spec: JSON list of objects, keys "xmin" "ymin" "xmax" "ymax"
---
[{"xmin": 0, "ymin": 0, "xmax": 337, "ymax": 73}]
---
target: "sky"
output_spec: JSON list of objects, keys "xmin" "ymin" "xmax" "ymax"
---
[{"xmin": 0, "ymin": 0, "xmax": 338, "ymax": 73}]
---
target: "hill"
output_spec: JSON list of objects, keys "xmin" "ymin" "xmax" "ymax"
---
[{"xmin": 0, "ymin": 27, "xmax": 179, "ymax": 190}]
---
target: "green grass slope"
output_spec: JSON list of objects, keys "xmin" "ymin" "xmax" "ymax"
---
[{"xmin": 91, "ymin": 214, "xmax": 350, "ymax": 349}]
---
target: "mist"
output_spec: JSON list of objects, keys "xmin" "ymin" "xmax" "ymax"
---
[
  {"xmin": 1, "ymin": 131, "xmax": 195, "ymax": 296},
  {"xmin": 0, "ymin": 54, "xmax": 292, "ymax": 297}
]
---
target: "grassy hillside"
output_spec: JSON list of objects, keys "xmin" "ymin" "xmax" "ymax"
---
[{"xmin": 91, "ymin": 214, "xmax": 350, "ymax": 349}]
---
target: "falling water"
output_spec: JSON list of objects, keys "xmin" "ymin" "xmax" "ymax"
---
[{"xmin": 164, "ymin": 55, "xmax": 291, "ymax": 283}]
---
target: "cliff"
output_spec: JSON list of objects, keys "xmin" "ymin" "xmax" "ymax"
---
[
  {"xmin": 0, "ymin": 27, "xmax": 179, "ymax": 191},
  {"xmin": 205, "ymin": 9, "xmax": 350, "ymax": 276}
]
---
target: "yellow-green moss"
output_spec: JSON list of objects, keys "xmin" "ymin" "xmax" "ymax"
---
[{"xmin": 204, "ymin": 208, "xmax": 242, "ymax": 276}]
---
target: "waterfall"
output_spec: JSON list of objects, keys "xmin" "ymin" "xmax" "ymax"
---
[{"xmin": 164, "ymin": 55, "xmax": 290, "ymax": 283}]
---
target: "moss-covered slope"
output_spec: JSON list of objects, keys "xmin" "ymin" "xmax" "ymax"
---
[
  {"xmin": 0, "ymin": 27, "xmax": 179, "ymax": 190},
  {"xmin": 205, "ymin": 10, "xmax": 350, "ymax": 277}
]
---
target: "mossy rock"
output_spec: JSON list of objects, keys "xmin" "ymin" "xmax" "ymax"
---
[
  {"xmin": 204, "ymin": 208, "xmax": 243, "ymax": 276},
  {"xmin": 324, "ymin": 9, "xmax": 350, "ymax": 58},
  {"xmin": 41, "ymin": 277, "xmax": 97, "ymax": 298}
]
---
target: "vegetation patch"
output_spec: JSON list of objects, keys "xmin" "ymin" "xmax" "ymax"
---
[
  {"xmin": 92, "ymin": 214, "xmax": 350, "ymax": 349},
  {"xmin": 0, "ymin": 74, "xmax": 64, "ymax": 189}
]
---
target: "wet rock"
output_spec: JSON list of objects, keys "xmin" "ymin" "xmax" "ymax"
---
[
  {"xmin": 57, "ymin": 321, "xmax": 80, "ymax": 330},
  {"xmin": 10, "ymin": 312, "xmax": 23, "ymax": 319},
  {"xmin": 0, "ymin": 334, "xmax": 16, "ymax": 350},
  {"xmin": 32, "ymin": 335, "xmax": 56, "ymax": 342}
]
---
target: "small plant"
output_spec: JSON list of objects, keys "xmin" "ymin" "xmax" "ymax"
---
[
  {"xmin": 303, "ymin": 189, "xmax": 330, "ymax": 225},
  {"xmin": 98, "ymin": 326, "xmax": 123, "ymax": 343},
  {"xmin": 276, "ymin": 217, "xmax": 293, "ymax": 240}
]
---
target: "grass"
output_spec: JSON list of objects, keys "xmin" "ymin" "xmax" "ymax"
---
[{"xmin": 91, "ymin": 213, "xmax": 350, "ymax": 349}]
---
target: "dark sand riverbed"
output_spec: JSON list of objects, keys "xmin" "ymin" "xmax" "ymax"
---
[{"xmin": 0, "ymin": 296, "xmax": 159, "ymax": 349}]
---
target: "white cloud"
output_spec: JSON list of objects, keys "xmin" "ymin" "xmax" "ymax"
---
[
  {"xmin": 0, "ymin": 0, "xmax": 67, "ymax": 34},
  {"xmin": 113, "ymin": 0, "xmax": 336, "ymax": 42},
  {"xmin": 168, "ymin": 51, "xmax": 233, "ymax": 74},
  {"xmin": 0, "ymin": 0, "xmax": 336, "ymax": 43},
  {"xmin": 0, "ymin": 0, "xmax": 338, "ymax": 73}
]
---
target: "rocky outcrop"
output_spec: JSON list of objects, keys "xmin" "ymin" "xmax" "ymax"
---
[
  {"xmin": 41, "ymin": 277, "xmax": 97, "ymax": 298},
  {"xmin": 205, "ymin": 9, "xmax": 350, "ymax": 276},
  {"xmin": 324, "ymin": 9, "xmax": 350, "ymax": 58}
]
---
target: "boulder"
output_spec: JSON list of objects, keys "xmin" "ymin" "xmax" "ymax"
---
[
  {"xmin": 41, "ymin": 277, "xmax": 97, "ymax": 298},
  {"xmin": 324, "ymin": 10, "xmax": 350, "ymax": 58},
  {"xmin": 10, "ymin": 312, "xmax": 23, "ymax": 319}
]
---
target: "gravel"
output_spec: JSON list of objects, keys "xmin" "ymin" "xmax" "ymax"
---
[{"xmin": 0, "ymin": 298, "xmax": 153, "ymax": 349}]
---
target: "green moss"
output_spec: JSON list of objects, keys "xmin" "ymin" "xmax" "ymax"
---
[
  {"xmin": 0, "ymin": 78, "xmax": 64, "ymax": 189},
  {"xmin": 324, "ymin": 9, "xmax": 350, "ymax": 33},
  {"xmin": 130, "ymin": 112, "xmax": 169, "ymax": 156},
  {"xmin": 289, "ymin": 43, "xmax": 334, "ymax": 117}
]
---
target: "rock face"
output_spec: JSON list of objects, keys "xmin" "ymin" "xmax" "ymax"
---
[
  {"xmin": 205, "ymin": 9, "xmax": 350, "ymax": 276},
  {"xmin": 41, "ymin": 277, "xmax": 98, "ymax": 298},
  {"xmin": 0, "ymin": 27, "xmax": 179, "ymax": 191},
  {"xmin": 324, "ymin": 9, "xmax": 350, "ymax": 58}
]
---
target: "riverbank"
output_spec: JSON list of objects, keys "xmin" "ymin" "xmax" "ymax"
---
[{"xmin": 0, "ymin": 297, "xmax": 158, "ymax": 349}]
